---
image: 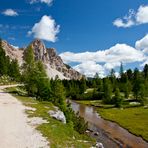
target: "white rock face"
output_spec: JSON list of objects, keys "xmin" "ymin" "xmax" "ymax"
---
[
  {"xmin": 48, "ymin": 109, "xmax": 66, "ymax": 124},
  {"xmin": 2, "ymin": 40, "xmax": 23, "ymax": 65},
  {"xmin": 45, "ymin": 64, "xmax": 68, "ymax": 80},
  {"xmin": 95, "ymin": 142, "xmax": 104, "ymax": 148}
]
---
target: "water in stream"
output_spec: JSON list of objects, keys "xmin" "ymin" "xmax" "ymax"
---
[{"xmin": 70, "ymin": 100, "xmax": 148, "ymax": 148}]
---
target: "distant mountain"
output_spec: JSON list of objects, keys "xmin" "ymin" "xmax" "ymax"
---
[{"xmin": 2, "ymin": 39, "xmax": 83, "ymax": 80}]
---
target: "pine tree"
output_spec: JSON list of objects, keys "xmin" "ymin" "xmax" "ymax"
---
[
  {"xmin": 103, "ymin": 78, "xmax": 112, "ymax": 104},
  {"xmin": 79, "ymin": 77, "xmax": 86, "ymax": 94},
  {"xmin": 112, "ymin": 88, "xmax": 123, "ymax": 107},
  {"xmin": 9, "ymin": 59, "xmax": 20, "ymax": 81},
  {"xmin": 35, "ymin": 61, "xmax": 51, "ymax": 101},
  {"xmin": 126, "ymin": 69, "xmax": 133, "ymax": 80},
  {"xmin": 22, "ymin": 46, "xmax": 37, "ymax": 96},
  {"xmin": 120, "ymin": 62, "xmax": 124, "ymax": 77},
  {"xmin": 143, "ymin": 64, "xmax": 148, "ymax": 79},
  {"xmin": 23, "ymin": 46, "xmax": 51, "ymax": 99},
  {"xmin": 133, "ymin": 68, "xmax": 142, "ymax": 100},
  {"xmin": 139, "ymin": 84, "xmax": 146, "ymax": 105},
  {"xmin": 51, "ymin": 80, "xmax": 66, "ymax": 111}
]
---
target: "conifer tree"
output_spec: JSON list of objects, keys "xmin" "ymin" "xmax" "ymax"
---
[
  {"xmin": 9, "ymin": 59, "xmax": 20, "ymax": 81},
  {"xmin": 112, "ymin": 88, "xmax": 123, "ymax": 107},
  {"xmin": 143, "ymin": 64, "xmax": 148, "ymax": 79},
  {"xmin": 103, "ymin": 78, "xmax": 112, "ymax": 104}
]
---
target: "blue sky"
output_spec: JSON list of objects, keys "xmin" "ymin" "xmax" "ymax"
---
[{"xmin": 0, "ymin": 0, "xmax": 148, "ymax": 77}]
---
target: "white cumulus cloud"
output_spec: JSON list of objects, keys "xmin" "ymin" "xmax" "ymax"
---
[
  {"xmin": 60, "ymin": 44, "xmax": 144, "ymax": 64},
  {"xmin": 135, "ymin": 34, "xmax": 148, "ymax": 67},
  {"xmin": 113, "ymin": 18, "xmax": 134, "ymax": 28},
  {"xmin": 74, "ymin": 61, "xmax": 105, "ymax": 78},
  {"xmin": 136, "ymin": 5, "xmax": 148, "ymax": 24},
  {"xmin": 2, "ymin": 9, "xmax": 18, "ymax": 16},
  {"xmin": 136, "ymin": 34, "xmax": 148, "ymax": 52},
  {"xmin": 113, "ymin": 5, "xmax": 148, "ymax": 28},
  {"xmin": 30, "ymin": 0, "xmax": 53, "ymax": 5},
  {"xmin": 28, "ymin": 15, "xmax": 60, "ymax": 42},
  {"xmin": 113, "ymin": 9, "xmax": 135, "ymax": 28},
  {"xmin": 60, "ymin": 42, "xmax": 146, "ymax": 77}
]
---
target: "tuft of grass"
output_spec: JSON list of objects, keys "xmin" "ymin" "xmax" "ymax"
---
[{"xmin": 5, "ymin": 87, "xmax": 95, "ymax": 148}]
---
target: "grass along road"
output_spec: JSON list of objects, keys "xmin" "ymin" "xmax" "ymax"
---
[{"xmin": 5, "ymin": 87, "xmax": 95, "ymax": 148}]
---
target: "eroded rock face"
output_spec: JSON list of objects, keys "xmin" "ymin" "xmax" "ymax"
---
[
  {"xmin": 1, "ymin": 40, "xmax": 23, "ymax": 65},
  {"xmin": 28, "ymin": 39, "xmax": 83, "ymax": 80},
  {"xmin": 30, "ymin": 39, "xmax": 49, "ymax": 62}
]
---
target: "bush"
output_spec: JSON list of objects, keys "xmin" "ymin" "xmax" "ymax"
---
[{"xmin": 64, "ymin": 102, "xmax": 88, "ymax": 134}]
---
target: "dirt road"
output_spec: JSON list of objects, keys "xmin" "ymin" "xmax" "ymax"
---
[{"xmin": 0, "ymin": 85, "xmax": 49, "ymax": 148}]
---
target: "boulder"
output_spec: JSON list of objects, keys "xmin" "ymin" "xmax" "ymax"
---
[
  {"xmin": 96, "ymin": 142, "xmax": 104, "ymax": 148},
  {"xmin": 48, "ymin": 109, "xmax": 66, "ymax": 124}
]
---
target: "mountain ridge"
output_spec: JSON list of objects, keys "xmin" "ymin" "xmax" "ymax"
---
[{"xmin": 2, "ymin": 39, "xmax": 83, "ymax": 80}]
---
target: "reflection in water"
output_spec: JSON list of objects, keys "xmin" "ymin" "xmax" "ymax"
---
[{"xmin": 70, "ymin": 100, "xmax": 148, "ymax": 148}]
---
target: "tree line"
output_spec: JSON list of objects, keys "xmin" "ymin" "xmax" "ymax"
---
[{"xmin": 63, "ymin": 63, "xmax": 148, "ymax": 107}]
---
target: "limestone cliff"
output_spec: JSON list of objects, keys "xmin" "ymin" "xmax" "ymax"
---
[{"xmin": 28, "ymin": 39, "xmax": 83, "ymax": 80}]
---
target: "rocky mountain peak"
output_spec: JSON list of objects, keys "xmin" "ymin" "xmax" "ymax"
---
[
  {"xmin": 28, "ymin": 40, "xmax": 83, "ymax": 79},
  {"xmin": 29, "ymin": 39, "xmax": 47, "ymax": 62},
  {"xmin": 31, "ymin": 39, "xmax": 45, "ymax": 48},
  {"xmin": 2, "ymin": 38, "xmax": 83, "ymax": 80}
]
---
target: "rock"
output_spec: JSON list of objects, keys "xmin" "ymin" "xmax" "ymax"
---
[
  {"xmin": 29, "ymin": 39, "xmax": 48, "ymax": 62},
  {"xmin": 85, "ymin": 130, "xmax": 90, "ymax": 133},
  {"xmin": 2, "ymin": 40, "xmax": 23, "ymax": 65},
  {"xmin": 95, "ymin": 142, "xmax": 104, "ymax": 148},
  {"xmin": 48, "ymin": 109, "xmax": 66, "ymax": 124},
  {"xmin": 25, "ymin": 106, "xmax": 36, "ymax": 111},
  {"xmin": 94, "ymin": 132, "xmax": 99, "ymax": 136},
  {"xmin": 129, "ymin": 102, "xmax": 140, "ymax": 105},
  {"xmin": 27, "ymin": 117, "xmax": 48, "ymax": 126}
]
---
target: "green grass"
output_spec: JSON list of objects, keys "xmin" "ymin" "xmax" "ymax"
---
[
  {"xmin": 97, "ymin": 107, "xmax": 148, "ymax": 142},
  {"xmin": 77, "ymin": 100, "xmax": 114, "ymax": 108},
  {"xmin": 76, "ymin": 98, "xmax": 148, "ymax": 142},
  {"xmin": 5, "ymin": 87, "xmax": 95, "ymax": 148},
  {"xmin": 85, "ymin": 88, "xmax": 94, "ymax": 93}
]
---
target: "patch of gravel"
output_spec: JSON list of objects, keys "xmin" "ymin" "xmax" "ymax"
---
[
  {"xmin": 25, "ymin": 106, "xmax": 36, "ymax": 111},
  {"xmin": 28, "ymin": 117, "xmax": 49, "ymax": 126}
]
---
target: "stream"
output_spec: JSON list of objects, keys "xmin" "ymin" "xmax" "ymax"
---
[{"xmin": 70, "ymin": 100, "xmax": 148, "ymax": 148}]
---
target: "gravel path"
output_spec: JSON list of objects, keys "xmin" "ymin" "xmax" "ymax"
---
[{"xmin": 0, "ymin": 85, "xmax": 49, "ymax": 148}]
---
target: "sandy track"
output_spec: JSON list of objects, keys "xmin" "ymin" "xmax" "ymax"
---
[{"xmin": 0, "ymin": 85, "xmax": 49, "ymax": 148}]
